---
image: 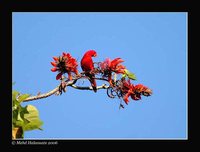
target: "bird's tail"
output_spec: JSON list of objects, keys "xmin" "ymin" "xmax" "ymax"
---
[{"xmin": 89, "ymin": 75, "xmax": 97, "ymax": 93}]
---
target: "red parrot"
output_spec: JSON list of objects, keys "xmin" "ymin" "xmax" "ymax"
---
[{"xmin": 81, "ymin": 50, "xmax": 97, "ymax": 92}]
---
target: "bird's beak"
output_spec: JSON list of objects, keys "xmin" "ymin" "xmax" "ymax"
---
[{"xmin": 93, "ymin": 54, "xmax": 97, "ymax": 57}]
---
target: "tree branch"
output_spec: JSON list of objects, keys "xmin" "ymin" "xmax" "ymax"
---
[
  {"xmin": 23, "ymin": 77, "xmax": 109, "ymax": 102},
  {"xmin": 23, "ymin": 80, "xmax": 76, "ymax": 102},
  {"xmin": 23, "ymin": 86, "xmax": 60, "ymax": 102}
]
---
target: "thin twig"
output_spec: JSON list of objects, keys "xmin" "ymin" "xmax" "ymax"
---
[{"xmin": 69, "ymin": 84, "xmax": 109, "ymax": 90}]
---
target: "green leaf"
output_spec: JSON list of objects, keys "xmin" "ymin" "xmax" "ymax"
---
[
  {"xmin": 12, "ymin": 90, "xmax": 43, "ymax": 138},
  {"xmin": 23, "ymin": 120, "xmax": 43, "ymax": 131},
  {"xmin": 17, "ymin": 110, "xmax": 24, "ymax": 121},
  {"xmin": 12, "ymin": 102, "xmax": 43, "ymax": 132},
  {"xmin": 12, "ymin": 109, "xmax": 18, "ymax": 125},
  {"xmin": 122, "ymin": 74, "xmax": 126, "ymax": 79},
  {"xmin": 15, "ymin": 120, "xmax": 24, "ymax": 127},
  {"xmin": 12, "ymin": 90, "xmax": 19, "ymax": 101},
  {"xmin": 18, "ymin": 94, "xmax": 30, "ymax": 102},
  {"xmin": 23, "ymin": 105, "xmax": 43, "ymax": 131},
  {"xmin": 12, "ymin": 90, "xmax": 20, "ymax": 106},
  {"xmin": 124, "ymin": 69, "xmax": 137, "ymax": 80},
  {"xmin": 13, "ymin": 106, "xmax": 25, "ymax": 127}
]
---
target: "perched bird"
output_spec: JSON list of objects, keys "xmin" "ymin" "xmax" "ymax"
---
[{"xmin": 81, "ymin": 50, "xmax": 97, "ymax": 92}]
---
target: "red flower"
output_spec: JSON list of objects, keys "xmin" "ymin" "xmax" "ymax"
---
[
  {"xmin": 121, "ymin": 79, "xmax": 135, "ymax": 104},
  {"xmin": 134, "ymin": 84, "xmax": 152, "ymax": 97},
  {"xmin": 51, "ymin": 52, "xmax": 79, "ymax": 80},
  {"xmin": 100, "ymin": 58, "xmax": 126, "ymax": 85},
  {"xmin": 120, "ymin": 80, "xmax": 152, "ymax": 104}
]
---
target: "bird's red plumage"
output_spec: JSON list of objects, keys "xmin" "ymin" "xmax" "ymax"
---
[
  {"xmin": 81, "ymin": 50, "xmax": 97, "ymax": 92},
  {"xmin": 81, "ymin": 56, "xmax": 94, "ymax": 72}
]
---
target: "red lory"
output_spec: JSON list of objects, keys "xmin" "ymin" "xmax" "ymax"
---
[{"xmin": 81, "ymin": 50, "xmax": 97, "ymax": 92}]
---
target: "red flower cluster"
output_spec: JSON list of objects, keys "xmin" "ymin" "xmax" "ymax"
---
[
  {"xmin": 100, "ymin": 58, "xmax": 126, "ymax": 85},
  {"xmin": 51, "ymin": 52, "xmax": 79, "ymax": 80},
  {"xmin": 50, "ymin": 51, "xmax": 152, "ymax": 107},
  {"xmin": 120, "ymin": 79, "xmax": 152, "ymax": 104}
]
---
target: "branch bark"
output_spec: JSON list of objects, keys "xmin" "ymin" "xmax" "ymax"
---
[
  {"xmin": 23, "ymin": 78, "xmax": 109, "ymax": 102},
  {"xmin": 23, "ymin": 86, "xmax": 60, "ymax": 102}
]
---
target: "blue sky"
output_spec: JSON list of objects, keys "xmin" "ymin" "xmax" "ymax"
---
[{"xmin": 12, "ymin": 12, "xmax": 187, "ymax": 139}]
